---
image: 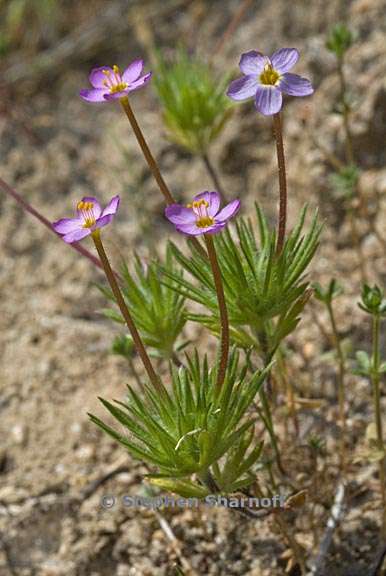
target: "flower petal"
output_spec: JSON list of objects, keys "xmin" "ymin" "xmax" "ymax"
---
[
  {"xmin": 127, "ymin": 72, "xmax": 152, "ymax": 92},
  {"xmin": 204, "ymin": 223, "xmax": 226, "ymax": 235},
  {"xmin": 101, "ymin": 195, "xmax": 120, "ymax": 218},
  {"xmin": 53, "ymin": 217, "xmax": 83, "ymax": 234},
  {"xmin": 215, "ymin": 199, "xmax": 240, "ymax": 223},
  {"xmin": 89, "ymin": 66, "xmax": 113, "ymax": 88},
  {"xmin": 122, "ymin": 59, "xmax": 143, "ymax": 84},
  {"xmin": 78, "ymin": 196, "xmax": 102, "ymax": 219},
  {"xmin": 227, "ymin": 75, "xmax": 259, "ymax": 101},
  {"xmin": 94, "ymin": 214, "xmax": 115, "ymax": 230},
  {"xmin": 62, "ymin": 227, "xmax": 91, "ymax": 244},
  {"xmin": 279, "ymin": 73, "xmax": 314, "ymax": 96},
  {"xmin": 193, "ymin": 191, "xmax": 220, "ymax": 217},
  {"xmin": 165, "ymin": 204, "xmax": 196, "ymax": 225},
  {"xmin": 103, "ymin": 89, "xmax": 130, "ymax": 101},
  {"xmin": 270, "ymin": 48, "xmax": 299, "ymax": 73},
  {"xmin": 239, "ymin": 50, "xmax": 266, "ymax": 75},
  {"xmin": 79, "ymin": 88, "xmax": 107, "ymax": 103},
  {"xmin": 255, "ymin": 85, "xmax": 283, "ymax": 115},
  {"xmin": 175, "ymin": 221, "xmax": 226, "ymax": 236},
  {"xmin": 175, "ymin": 222, "xmax": 204, "ymax": 236}
]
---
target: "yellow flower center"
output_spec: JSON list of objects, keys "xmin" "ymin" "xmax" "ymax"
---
[
  {"xmin": 260, "ymin": 63, "xmax": 280, "ymax": 86},
  {"xmin": 77, "ymin": 201, "xmax": 96, "ymax": 228},
  {"xmin": 187, "ymin": 199, "xmax": 215, "ymax": 228},
  {"xmin": 102, "ymin": 65, "xmax": 128, "ymax": 94}
]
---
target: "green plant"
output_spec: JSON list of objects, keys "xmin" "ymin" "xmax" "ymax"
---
[
  {"xmin": 162, "ymin": 204, "xmax": 320, "ymax": 355},
  {"xmin": 89, "ymin": 349, "xmax": 269, "ymax": 496},
  {"xmin": 100, "ymin": 247, "xmax": 187, "ymax": 360},
  {"xmin": 153, "ymin": 48, "xmax": 232, "ymax": 155}
]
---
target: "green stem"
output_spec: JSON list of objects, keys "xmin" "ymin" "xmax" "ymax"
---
[
  {"xmin": 201, "ymin": 152, "xmax": 226, "ymax": 200},
  {"xmin": 204, "ymin": 234, "xmax": 229, "ymax": 391},
  {"xmin": 258, "ymin": 386, "xmax": 286, "ymax": 476},
  {"xmin": 247, "ymin": 352, "xmax": 286, "ymax": 476},
  {"xmin": 277, "ymin": 347, "xmax": 299, "ymax": 437},
  {"xmin": 326, "ymin": 301, "xmax": 347, "ymax": 469},
  {"xmin": 92, "ymin": 230, "xmax": 164, "ymax": 395},
  {"xmin": 198, "ymin": 470, "xmax": 218, "ymax": 493},
  {"xmin": 348, "ymin": 205, "xmax": 367, "ymax": 283},
  {"xmin": 127, "ymin": 355, "xmax": 146, "ymax": 394},
  {"xmin": 272, "ymin": 112, "xmax": 288, "ymax": 255},
  {"xmin": 372, "ymin": 313, "xmax": 386, "ymax": 537},
  {"xmin": 337, "ymin": 58, "xmax": 354, "ymax": 166}
]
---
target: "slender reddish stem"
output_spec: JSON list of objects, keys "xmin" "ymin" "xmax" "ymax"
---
[
  {"xmin": 204, "ymin": 234, "xmax": 229, "ymax": 391},
  {"xmin": 120, "ymin": 96, "xmax": 175, "ymax": 205},
  {"xmin": 272, "ymin": 113, "xmax": 287, "ymax": 255},
  {"xmin": 119, "ymin": 97, "xmax": 207, "ymax": 259},
  {"xmin": 0, "ymin": 177, "xmax": 104, "ymax": 272},
  {"xmin": 92, "ymin": 230, "xmax": 164, "ymax": 395}
]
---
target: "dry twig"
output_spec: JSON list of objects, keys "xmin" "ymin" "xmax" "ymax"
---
[{"xmin": 308, "ymin": 482, "xmax": 346, "ymax": 575}]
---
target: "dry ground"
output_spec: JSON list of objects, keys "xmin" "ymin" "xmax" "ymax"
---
[{"xmin": 1, "ymin": 0, "xmax": 386, "ymax": 574}]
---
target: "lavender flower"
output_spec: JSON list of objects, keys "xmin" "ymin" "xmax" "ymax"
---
[
  {"xmin": 165, "ymin": 191, "xmax": 240, "ymax": 236},
  {"xmin": 53, "ymin": 196, "xmax": 120, "ymax": 243},
  {"xmin": 227, "ymin": 48, "xmax": 313, "ymax": 116},
  {"xmin": 80, "ymin": 60, "xmax": 152, "ymax": 103}
]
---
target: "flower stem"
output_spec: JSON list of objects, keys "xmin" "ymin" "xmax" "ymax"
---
[
  {"xmin": 0, "ymin": 177, "xmax": 106, "ymax": 274},
  {"xmin": 272, "ymin": 112, "xmax": 288, "ymax": 255},
  {"xmin": 326, "ymin": 300, "xmax": 347, "ymax": 470},
  {"xmin": 201, "ymin": 152, "xmax": 226, "ymax": 200},
  {"xmin": 120, "ymin": 97, "xmax": 206, "ymax": 259},
  {"xmin": 120, "ymin": 96, "xmax": 175, "ymax": 205},
  {"xmin": 204, "ymin": 234, "xmax": 229, "ymax": 391},
  {"xmin": 92, "ymin": 230, "xmax": 164, "ymax": 395},
  {"xmin": 372, "ymin": 312, "xmax": 386, "ymax": 537}
]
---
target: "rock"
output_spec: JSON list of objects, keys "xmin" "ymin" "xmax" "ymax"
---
[{"xmin": 11, "ymin": 424, "xmax": 28, "ymax": 446}]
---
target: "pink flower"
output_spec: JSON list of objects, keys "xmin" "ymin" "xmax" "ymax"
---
[
  {"xmin": 165, "ymin": 191, "xmax": 240, "ymax": 236},
  {"xmin": 53, "ymin": 196, "xmax": 120, "ymax": 243},
  {"xmin": 80, "ymin": 60, "xmax": 152, "ymax": 103}
]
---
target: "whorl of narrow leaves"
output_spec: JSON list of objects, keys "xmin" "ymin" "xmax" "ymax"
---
[
  {"xmin": 326, "ymin": 24, "xmax": 354, "ymax": 59},
  {"xmin": 329, "ymin": 165, "xmax": 360, "ymax": 199},
  {"xmin": 359, "ymin": 284, "xmax": 386, "ymax": 316},
  {"xmin": 153, "ymin": 48, "xmax": 232, "ymax": 154},
  {"xmin": 99, "ymin": 246, "xmax": 188, "ymax": 359},
  {"xmin": 88, "ymin": 350, "xmax": 271, "ymax": 497},
  {"xmin": 162, "ymin": 204, "xmax": 321, "ymax": 353},
  {"xmin": 314, "ymin": 278, "xmax": 343, "ymax": 304}
]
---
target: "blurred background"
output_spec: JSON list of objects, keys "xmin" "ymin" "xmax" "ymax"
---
[{"xmin": 0, "ymin": 0, "xmax": 385, "ymax": 574}]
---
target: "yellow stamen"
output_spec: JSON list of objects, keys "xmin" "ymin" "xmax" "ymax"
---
[
  {"xmin": 101, "ymin": 65, "xmax": 128, "ymax": 94},
  {"xmin": 78, "ymin": 200, "xmax": 96, "ymax": 228},
  {"xmin": 260, "ymin": 63, "xmax": 280, "ymax": 86},
  {"xmin": 188, "ymin": 198, "xmax": 215, "ymax": 228},
  {"xmin": 196, "ymin": 216, "xmax": 214, "ymax": 228}
]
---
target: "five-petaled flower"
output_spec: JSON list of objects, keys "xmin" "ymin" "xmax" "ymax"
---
[
  {"xmin": 227, "ymin": 48, "xmax": 313, "ymax": 116},
  {"xmin": 53, "ymin": 196, "xmax": 120, "ymax": 243},
  {"xmin": 165, "ymin": 191, "xmax": 240, "ymax": 236},
  {"xmin": 80, "ymin": 59, "xmax": 152, "ymax": 103}
]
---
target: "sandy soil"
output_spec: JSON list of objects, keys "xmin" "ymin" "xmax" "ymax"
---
[{"xmin": 1, "ymin": 0, "xmax": 386, "ymax": 574}]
